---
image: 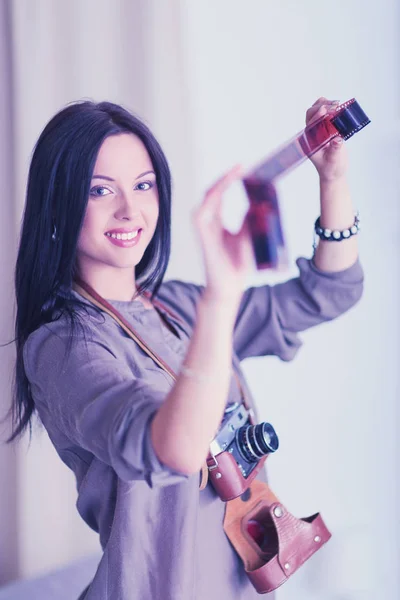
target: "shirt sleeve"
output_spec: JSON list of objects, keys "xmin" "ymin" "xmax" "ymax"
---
[
  {"xmin": 157, "ymin": 280, "xmax": 204, "ymax": 331},
  {"xmin": 234, "ymin": 257, "xmax": 364, "ymax": 362},
  {"xmin": 23, "ymin": 321, "xmax": 190, "ymax": 488}
]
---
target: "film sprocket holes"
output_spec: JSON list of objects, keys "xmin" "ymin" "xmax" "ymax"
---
[
  {"xmin": 208, "ymin": 402, "xmax": 279, "ymax": 501},
  {"xmin": 242, "ymin": 98, "xmax": 370, "ymax": 270}
]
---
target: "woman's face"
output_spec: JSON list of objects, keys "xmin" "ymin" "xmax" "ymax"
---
[{"xmin": 76, "ymin": 133, "xmax": 159, "ymax": 276}]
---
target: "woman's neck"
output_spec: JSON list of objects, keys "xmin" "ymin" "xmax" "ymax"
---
[{"xmin": 75, "ymin": 261, "xmax": 138, "ymax": 302}]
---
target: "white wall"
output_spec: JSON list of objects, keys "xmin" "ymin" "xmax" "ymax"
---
[
  {"xmin": 172, "ymin": 2, "xmax": 399, "ymax": 599},
  {"xmin": 0, "ymin": 0, "xmax": 18, "ymax": 585}
]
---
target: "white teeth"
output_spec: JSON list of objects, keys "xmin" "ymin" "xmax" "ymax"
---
[{"xmin": 106, "ymin": 230, "xmax": 139, "ymax": 240}]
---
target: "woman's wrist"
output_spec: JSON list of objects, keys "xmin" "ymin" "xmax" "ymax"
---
[
  {"xmin": 202, "ymin": 286, "xmax": 242, "ymax": 306},
  {"xmin": 200, "ymin": 289, "xmax": 241, "ymax": 323},
  {"xmin": 318, "ymin": 174, "xmax": 355, "ymax": 230},
  {"xmin": 319, "ymin": 173, "xmax": 348, "ymax": 187}
]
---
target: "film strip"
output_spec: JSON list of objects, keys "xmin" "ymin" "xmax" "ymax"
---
[{"xmin": 242, "ymin": 99, "xmax": 370, "ymax": 270}]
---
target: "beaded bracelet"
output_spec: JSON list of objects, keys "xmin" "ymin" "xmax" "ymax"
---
[{"xmin": 314, "ymin": 213, "xmax": 360, "ymax": 242}]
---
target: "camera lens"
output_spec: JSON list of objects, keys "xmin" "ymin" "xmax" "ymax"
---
[{"xmin": 236, "ymin": 422, "xmax": 279, "ymax": 462}]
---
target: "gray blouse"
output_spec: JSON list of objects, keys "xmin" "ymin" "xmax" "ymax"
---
[{"xmin": 23, "ymin": 257, "xmax": 364, "ymax": 600}]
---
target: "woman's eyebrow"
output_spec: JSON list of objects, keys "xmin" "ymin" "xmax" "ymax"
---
[
  {"xmin": 92, "ymin": 175, "xmax": 115, "ymax": 181},
  {"xmin": 91, "ymin": 170, "xmax": 155, "ymax": 182},
  {"xmin": 135, "ymin": 170, "xmax": 155, "ymax": 180}
]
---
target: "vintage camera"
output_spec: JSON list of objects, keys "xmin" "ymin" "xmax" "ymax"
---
[{"xmin": 207, "ymin": 402, "xmax": 279, "ymax": 501}]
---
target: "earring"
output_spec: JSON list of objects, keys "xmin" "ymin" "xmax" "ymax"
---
[{"xmin": 52, "ymin": 224, "xmax": 57, "ymax": 241}]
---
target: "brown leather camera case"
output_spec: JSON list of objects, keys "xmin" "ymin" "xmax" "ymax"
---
[{"xmin": 223, "ymin": 480, "xmax": 331, "ymax": 594}]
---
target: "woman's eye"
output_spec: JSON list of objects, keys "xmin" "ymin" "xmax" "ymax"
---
[
  {"xmin": 89, "ymin": 186, "xmax": 112, "ymax": 197},
  {"xmin": 135, "ymin": 181, "xmax": 154, "ymax": 191}
]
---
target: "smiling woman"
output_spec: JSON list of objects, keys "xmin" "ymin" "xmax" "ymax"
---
[
  {"xmin": 9, "ymin": 101, "xmax": 173, "ymax": 443},
  {"xmin": 7, "ymin": 99, "xmax": 364, "ymax": 600},
  {"xmin": 76, "ymin": 134, "xmax": 160, "ymax": 300}
]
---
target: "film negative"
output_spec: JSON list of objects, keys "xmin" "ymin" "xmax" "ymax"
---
[{"xmin": 243, "ymin": 99, "xmax": 370, "ymax": 270}]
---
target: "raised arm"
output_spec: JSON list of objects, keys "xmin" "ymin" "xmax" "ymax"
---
[
  {"xmin": 151, "ymin": 165, "xmax": 253, "ymax": 476},
  {"xmin": 232, "ymin": 98, "xmax": 364, "ymax": 364},
  {"xmin": 307, "ymin": 97, "xmax": 359, "ymax": 272},
  {"xmin": 152, "ymin": 95, "xmax": 366, "ymax": 475}
]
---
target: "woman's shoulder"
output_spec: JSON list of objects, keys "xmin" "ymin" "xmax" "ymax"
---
[
  {"xmin": 156, "ymin": 279, "xmax": 204, "ymax": 327},
  {"xmin": 157, "ymin": 279, "xmax": 204, "ymax": 301},
  {"xmin": 24, "ymin": 281, "xmax": 203, "ymax": 367},
  {"xmin": 24, "ymin": 304, "xmax": 107, "ymax": 368}
]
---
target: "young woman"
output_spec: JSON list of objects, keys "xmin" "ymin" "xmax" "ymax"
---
[{"xmin": 10, "ymin": 98, "xmax": 363, "ymax": 599}]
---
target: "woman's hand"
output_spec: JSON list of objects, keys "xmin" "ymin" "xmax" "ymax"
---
[
  {"xmin": 193, "ymin": 166, "xmax": 253, "ymax": 307},
  {"xmin": 308, "ymin": 98, "xmax": 359, "ymax": 272},
  {"xmin": 306, "ymin": 97, "xmax": 349, "ymax": 182}
]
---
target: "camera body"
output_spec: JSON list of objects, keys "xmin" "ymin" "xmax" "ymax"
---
[{"xmin": 207, "ymin": 403, "xmax": 279, "ymax": 501}]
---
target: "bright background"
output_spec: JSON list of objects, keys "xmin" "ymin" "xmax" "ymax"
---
[{"xmin": 0, "ymin": 1, "xmax": 398, "ymax": 599}]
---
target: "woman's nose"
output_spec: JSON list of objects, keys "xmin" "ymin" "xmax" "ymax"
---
[{"xmin": 114, "ymin": 191, "xmax": 140, "ymax": 220}]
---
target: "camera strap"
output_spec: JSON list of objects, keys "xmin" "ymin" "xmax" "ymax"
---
[
  {"xmin": 73, "ymin": 279, "xmax": 250, "ymax": 490},
  {"xmin": 73, "ymin": 280, "xmax": 333, "ymax": 593}
]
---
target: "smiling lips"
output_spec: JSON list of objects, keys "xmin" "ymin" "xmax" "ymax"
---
[{"xmin": 105, "ymin": 228, "xmax": 142, "ymax": 247}]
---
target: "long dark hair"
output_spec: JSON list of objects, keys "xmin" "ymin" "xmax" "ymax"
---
[{"xmin": 7, "ymin": 100, "xmax": 172, "ymax": 442}]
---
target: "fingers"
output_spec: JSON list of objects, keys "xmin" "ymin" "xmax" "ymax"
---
[
  {"xmin": 326, "ymin": 135, "xmax": 344, "ymax": 154},
  {"xmin": 193, "ymin": 164, "xmax": 243, "ymax": 230},
  {"xmin": 306, "ymin": 98, "xmax": 340, "ymax": 125},
  {"xmin": 312, "ymin": 96, "xmax": 330, "ymax": 106},
  {"xmin": 236, "ymin": 217, "xmax": 254, "ymax": 265},
  {"xmin": 204, "ymin": 164, "xmax": 243, "ymax": 201}
]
